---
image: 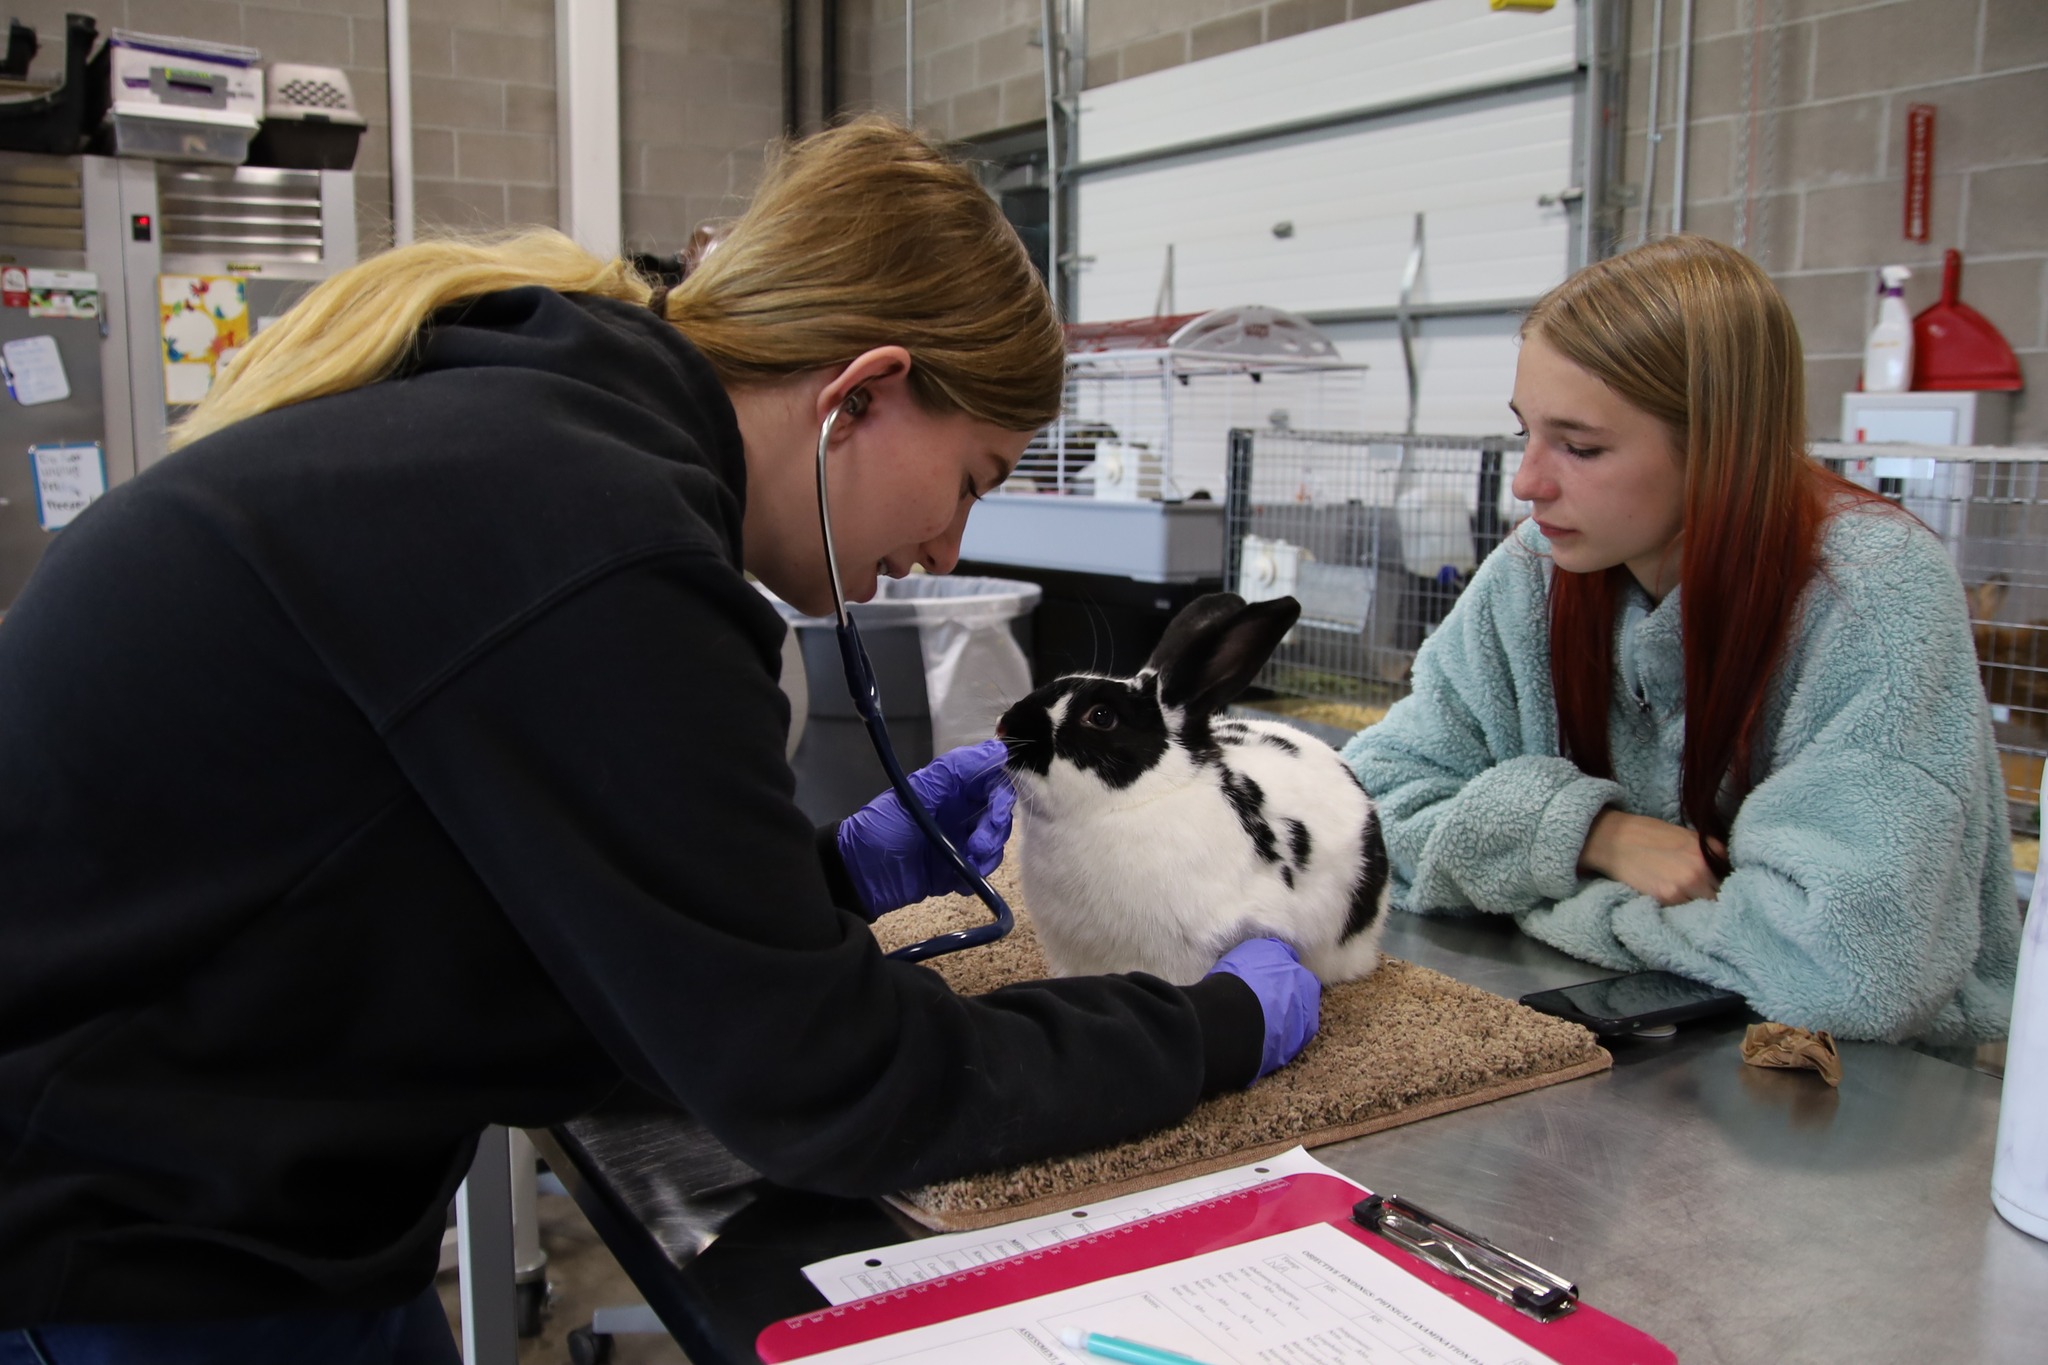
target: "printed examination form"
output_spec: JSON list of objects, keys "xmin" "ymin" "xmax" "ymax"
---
[
  {"xmin": 806, "ymin": 1148, "xmax": 1360, "ymax": 1305},
  {"xmin": 787, "ymin": 1222, "xmax": 1562, "ymax": 1365}
]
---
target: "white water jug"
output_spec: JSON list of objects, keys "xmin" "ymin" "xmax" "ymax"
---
[{"xmin": 1992, "ymin": 798, "xmax": 2048, "ymax": 1240}]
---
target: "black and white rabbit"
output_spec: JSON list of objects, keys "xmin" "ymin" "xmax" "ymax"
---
[{"xmin": 995, "ymin": 592, "xmax": 1389, "ymax": 987}]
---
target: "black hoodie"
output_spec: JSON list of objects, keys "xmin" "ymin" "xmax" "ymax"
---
[{"xmin": 0, "ymin": 289, "xmax": 1260, "ymax": 1323}]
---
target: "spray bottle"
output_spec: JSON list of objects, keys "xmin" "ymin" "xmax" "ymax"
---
[{"xmin": 1863, "ymin": 265, "xmax": 1914, "ymax": 393}]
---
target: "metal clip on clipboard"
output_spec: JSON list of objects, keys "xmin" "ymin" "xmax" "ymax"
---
[{"xmin": 1353, "ymin": 1194, "xmax": 1579, "ymax": 1322}]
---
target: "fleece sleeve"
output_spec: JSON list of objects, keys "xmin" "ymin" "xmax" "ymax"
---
[
  {"xmin": 1522, "ymin": 752, "xmax": 1996, "ymax": 1043},
  {"xmin": 381, "ymin": 551, "xmax": 1261, "ymax": 1197},
  {"xmin": 1342, "ymin": 546, "xmax": 1622, "ymax": 916},
  {"xmin": 1518, "ymin": 535, "xmax": 2017, "ymax": 1044}
]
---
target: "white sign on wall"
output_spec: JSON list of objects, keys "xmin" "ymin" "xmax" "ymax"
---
[
  {"xmin": 29, "ymin": 442, "xmax": 108, "ymax": 531},
  {"xmin": 2, "ymin": 335, "xmax": 71, "ymax": 406}
]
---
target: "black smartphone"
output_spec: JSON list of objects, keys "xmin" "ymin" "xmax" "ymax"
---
[{"xmin": 1519, "ymin": 970, "xmax": 1746, "ymax": 1037}]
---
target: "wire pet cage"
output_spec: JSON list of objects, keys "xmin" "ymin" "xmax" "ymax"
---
[
  {"xmin": 1005, "ymin": 306, "xmax": 1370, "ymax": 503},
  {"xmin": 1816, "ymin": 443, "xmax": 2048, "ymax": 836},
  {"xmin": 1224, "ymin": 429, "xmax": 1528, "ymax": 728}
]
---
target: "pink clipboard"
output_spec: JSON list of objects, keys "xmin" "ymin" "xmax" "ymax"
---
[{"xmin": 757, "ymin": 1172, "xmax": 1676, "ymax": 1363}]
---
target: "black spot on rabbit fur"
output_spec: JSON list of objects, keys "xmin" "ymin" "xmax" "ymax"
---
[
  {"xmin": 1257, "ymin": 730, "xmax": 1302, "ymax": 756},
  {"xmin": 1220, "ymin": 768, "xmax": 1281, "ymax": 865},
  {"xmin": 1176, "ymin": 706, "xmax": 1224, "ymax": 767},
  {"xmin": 1342, "ymin": 808, "xmax": 1390, "ymax": 942},
  {"xmin": 1287, "ymin": 819, "xmax": 1311, "ymax": 869},
  {"xmin": 1050, "ymin": 678, "xmax": 1168, "ymax": 790}
]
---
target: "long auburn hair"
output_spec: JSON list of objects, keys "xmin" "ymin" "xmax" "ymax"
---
[
  {"xmin": 174, "ymin": 117, "xmax": 1064, "ymax": 449},
  {"xmin": 1529, "ymin": 236, "xmax": 1883, "ymax": 875}
]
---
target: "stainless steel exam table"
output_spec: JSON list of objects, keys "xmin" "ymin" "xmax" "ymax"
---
[{"xmin": 518, "ymin": 910, "xmax": 2047, "ymax": 1364}]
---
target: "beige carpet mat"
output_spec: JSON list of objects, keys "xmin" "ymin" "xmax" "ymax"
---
[{"xmin": 872, "ymin": 850, "xmax": 1610, "ymax": 1231}]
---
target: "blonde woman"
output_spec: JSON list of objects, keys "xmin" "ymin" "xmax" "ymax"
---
[
  {"xmin": 0, "ymin": 119, "xmax": 1314, "ymax": 1361},
  {"xmin": 1346, "ymin": 235, "xmax": 2018, "ymax": 1044}
]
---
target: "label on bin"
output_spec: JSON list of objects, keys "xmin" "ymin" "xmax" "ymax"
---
[{"xmin": 27, "ymin": 269, "xmax": 98, "ymax": 320}]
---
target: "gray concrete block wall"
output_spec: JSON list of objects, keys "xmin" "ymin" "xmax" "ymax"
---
[
  {"xmin": 844, "ymin": 0, "xmax": 1427, "ymax": 143},
  {"xmin": 618, "ymin": 1, "xmax": 780, "ymax": 253},
  {"xmin": 847, "ymin": 0, "xmax": 1047, "ymax": 139},
  {"xmin": 1083, "ymin": 0, "xmax": 1414, "ymax": 89},
  {"xmin": 414, "ymin": 1, "xmax": 558, "ymax": 243},
  {"xmin": 1624, "ymin": 0, "xmax": 2048, "ymax": 443}
]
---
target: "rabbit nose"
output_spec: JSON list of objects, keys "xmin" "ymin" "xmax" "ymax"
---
[{"xmin": 995, "ymin": 718, "xmax": 1008, "ymax": 738}]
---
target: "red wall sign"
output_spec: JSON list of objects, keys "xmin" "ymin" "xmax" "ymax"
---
[{"xmin": 1904, "ymin": 104, "xmax": 1935, "ymax": 243}]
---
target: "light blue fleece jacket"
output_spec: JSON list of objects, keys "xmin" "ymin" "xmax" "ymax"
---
[{"xmin": 1341, "ymin": 506, "xmax": 2019, "ymax": 1044}]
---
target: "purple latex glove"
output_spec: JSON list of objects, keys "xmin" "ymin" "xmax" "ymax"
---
[
  {"xmin": 836, "ymin": 738, "xmax": 1016, "ymax": 918},
  {"xmin": 1207, "ymin": 938, "xmax": 1322, "ymax": 1081}
]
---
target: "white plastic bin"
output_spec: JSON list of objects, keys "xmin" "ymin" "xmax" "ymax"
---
[
  {"xmin": 95, "ymin": 29, "xmax": 262, "ymax": 164},
  {"xmin": 767, "ymin": 575, "xmax": 1042, "ymax": 824}
]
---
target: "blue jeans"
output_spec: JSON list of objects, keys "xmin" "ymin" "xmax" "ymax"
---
[{"xmin": 0, "ymin": 1284, "xmax": 459, "ymax": 1365}]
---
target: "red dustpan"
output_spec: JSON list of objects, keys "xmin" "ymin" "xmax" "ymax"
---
[{"xmin": 1913, "ymin": 249, "xmax": 2023, "ymax": 390}]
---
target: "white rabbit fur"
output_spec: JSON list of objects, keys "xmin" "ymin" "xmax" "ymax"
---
[{"xmin": 996, "ymin": 593, "xmax": 1389, "ymax": 987}]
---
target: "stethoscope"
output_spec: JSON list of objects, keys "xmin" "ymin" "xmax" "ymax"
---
[{"xmin": 815, "ymin": 398, "xmax": 1016, "ymax": 962}]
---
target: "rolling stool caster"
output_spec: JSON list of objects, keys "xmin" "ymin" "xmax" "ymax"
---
[
  {"xmin": 566, "ymin": 1325, "xmax": 613, "ymax": 1365},
  {"xmin": 566, "ymin": 1305, "xmax": 659, "ymax": 1364}
]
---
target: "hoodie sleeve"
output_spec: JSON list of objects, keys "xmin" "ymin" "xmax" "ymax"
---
[
  {"xmin": 380, "ymin": 550, "xmax": 1261, "ymax": 1196},
  {"xmin": 1520, "ymin": 518, "xmax": 2019, "ymax": 1044},
  {"xmin": 1342, "ymin": 531, "xmax": 1623, "ymax": 917}
]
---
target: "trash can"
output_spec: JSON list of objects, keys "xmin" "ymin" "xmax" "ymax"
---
[{"xmin": 766, "ymin": 575, "xmax": 1042, "ymax": 825}]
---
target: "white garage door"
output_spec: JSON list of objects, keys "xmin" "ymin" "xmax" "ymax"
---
[{"xmin": 1073, "ymin": 0, "xmax": 1590, "ymax": 434}]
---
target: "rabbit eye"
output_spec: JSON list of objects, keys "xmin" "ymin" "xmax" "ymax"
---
[{"xmin": 1082, "ymin": 704, "xmax": 1118, "ymax": 731}]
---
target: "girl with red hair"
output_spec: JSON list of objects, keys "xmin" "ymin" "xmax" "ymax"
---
[{"xmin": 1344, "ymin": 235, "xmax": 2017, "ymax": 1044}]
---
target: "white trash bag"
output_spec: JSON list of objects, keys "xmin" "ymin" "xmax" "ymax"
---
[{"xmin": 767, "ymin": 575, "xmax": 1043, "ymax": 754}]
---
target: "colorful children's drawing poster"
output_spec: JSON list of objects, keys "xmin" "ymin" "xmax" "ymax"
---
[{"xmin": 160, "ymin": 274, "xmax": 248, "ymax": 406}]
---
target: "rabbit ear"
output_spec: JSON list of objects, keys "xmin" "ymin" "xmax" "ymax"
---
[
  {"xmin": 1147, "ymin": 592, "xmax": 1250, "ymax": 674},
  {"xmin": 1153, "ymin": 593, "xmax": 1301, "ymax": 714}
]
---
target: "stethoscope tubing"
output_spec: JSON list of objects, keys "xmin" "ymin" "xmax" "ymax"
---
[{"xmin": 815, "ymin": 404, "xmax": 1016, "ymax": 962}]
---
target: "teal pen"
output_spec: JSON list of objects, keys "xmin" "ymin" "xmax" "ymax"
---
[{"xmin": 1058, "ymin": 1327, "xmax": 1222, "ymax": 1365}]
